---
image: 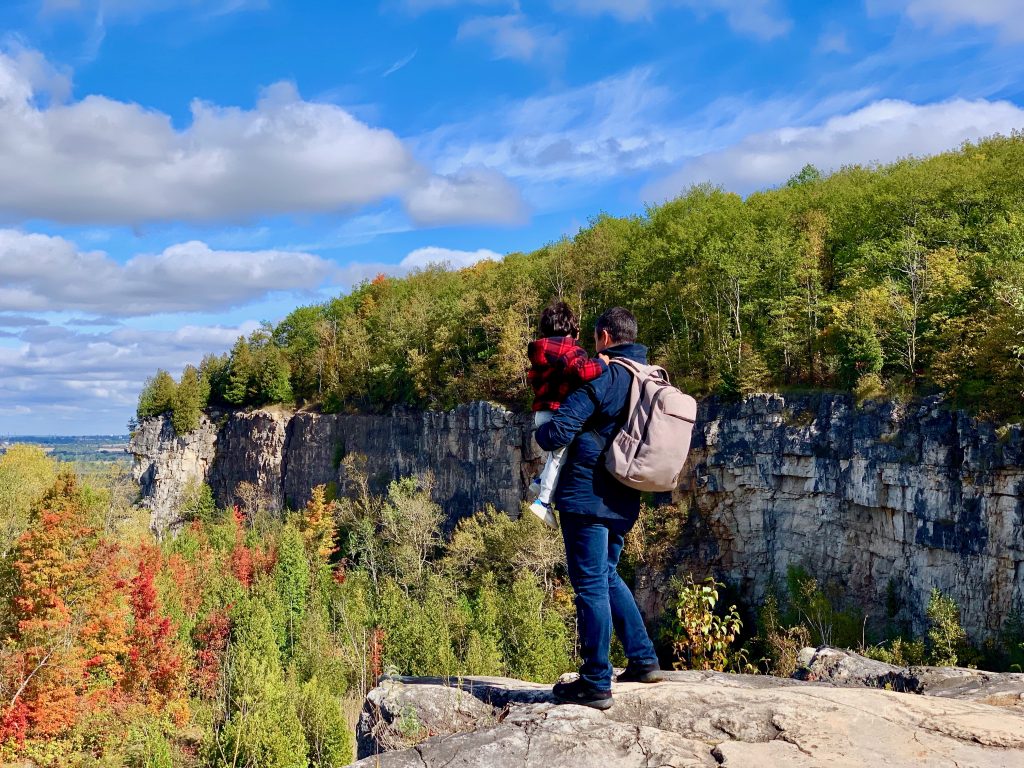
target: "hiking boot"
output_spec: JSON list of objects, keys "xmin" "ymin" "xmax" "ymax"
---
[
  {"xmin": 527, "ymin": 499, "xmax": 558, "ymax": 528},
  {"xmin": 527, "ymin": 477, "xmax": 542, "ymax": 501},
  {"xmin": 552, "ymin": 678, "xmax": 613, "ymax": 710},
  {"xmin": 616, "ymin": 661, "xmax": 663, "ymax": 684}
]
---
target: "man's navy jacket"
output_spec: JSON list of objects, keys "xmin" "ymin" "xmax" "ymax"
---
[{"xmin": 535, "ymin": 342, "xmax": 647, "ymax": 526}]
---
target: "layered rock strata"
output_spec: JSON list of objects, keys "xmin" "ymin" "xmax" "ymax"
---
[
  {"xmin": 651, "ymin": 394, "xmax": 1024, "ymax": 641},
  {"xmin": 131, "ymin": 402, "xmax": 537, "ymax": 531}
]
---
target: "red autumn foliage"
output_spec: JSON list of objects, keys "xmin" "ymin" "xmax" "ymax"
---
[
  {"xmin": 192, "ymin": 610, "xmax": 232, "ymax": 698},
  {"xmin": 124, "ymin": 558, "xmax": 183, "ymax": 703}
]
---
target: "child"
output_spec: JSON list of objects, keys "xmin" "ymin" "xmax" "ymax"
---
[{"xmin": 526, "ymin": 301, "xmax": 607, "ymax": 527}]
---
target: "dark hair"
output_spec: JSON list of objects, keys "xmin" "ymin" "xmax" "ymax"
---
[
  {"xmin": 539, "ymin": 301, "xmax": 580, "ymax": 338},
  {"xmin": 594, "ymin": 307, "xmax": 637, "ymax": 344}
]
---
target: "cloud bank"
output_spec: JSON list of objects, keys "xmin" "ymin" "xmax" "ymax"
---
[
  {"xmin": 646, "ymin": 98, "xmax": 1024, "ymax": 198},
  {"xmin": 0, "ymin": 50, "xmax": 524, "ymax": 227},
  {"xmin": 0, "ymin": 230, "xmax": 336, "ymax": 316}
]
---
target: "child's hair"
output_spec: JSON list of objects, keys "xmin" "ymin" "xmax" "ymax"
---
[{"xmin": 539, "ymin": 301, "xmax": 580, "ymax": 338}]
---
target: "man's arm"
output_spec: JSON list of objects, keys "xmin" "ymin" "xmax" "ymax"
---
[{"xmin": 536, "ymin": 384, "xmax": 598, "ymax": 451}]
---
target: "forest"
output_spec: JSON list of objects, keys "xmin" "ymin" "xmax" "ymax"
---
[
  {"xmin": 138, "ymin": 135, "xmax": 1024, "ymax": 431},
  {"xmin": 0, "ymin": 445, "xmax": 1012, "ymax": 767}
]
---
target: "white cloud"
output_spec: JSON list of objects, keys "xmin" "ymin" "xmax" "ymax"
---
[
  {"xmin": 399, "ymin": 246, "xmax": 502, "ymax": 270},
  {"xmin": 416, "ymin": 68, "xmax": 676, "ymax": 189},
  {"xmin": 457, "ymin": 13, "xmax": 564, "ymax": 63},
  {"xmin": 334, "ymin": 245, "xmax": 503, "ymax": 288},
  {"xmin": 551, "ymin": 0, "xmax": 652, "ymax": 21},
  {"xmin": 645, "ymin": 98, "xmax": 1024, "ymax": 198},
  {"xmin": 405, "ymin": 167, "xmax": 529, "ymax": 225},
  {"xmin": 399, "ymin": 0, "xmax": 506, "ymax": 12},
  {"xmin": 0, "ymin": 230, "xmax": 337, "ymax": 316},
  {"xmin": 0, "ymin": 49, "xmax": 525, "ymax": 227},
  {"xmin": 675, "ymin": 0, "xmax": 790, "ymax": 40},
  {"xmin": 383, "ymin": 50, "xmax": 417, "ymax": 77},
  {"xmin": 0, "ymin": 320, "xmax": 259, "ymax": 432},
  {"xmin": 41, "ymin": 0, "xmax": 267, "ymax": 21},
  {"xmin": 870, "ymin": 0, "xmax": 1024, "ymax": 42},
  {"xmin": 817, "ymin": 30, "xmax": 851, "ymax": 54}
]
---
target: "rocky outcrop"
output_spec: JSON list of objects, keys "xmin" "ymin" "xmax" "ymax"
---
[
  {"xmin": 797, "ymin": 646, "xmax": 1024, "ymax": 709},
  {"xmin": 131, "ymin": 402, "xmax": 537, "ymax": 530},
  {"xmin": 131, "ymin": 410, "xmax": 220, "ymax": 531},
  {"xmin": 352, "ymin": 671, "xmax": 1024, "ymax": 767},
  {"xmin": 132, "ymin": 392, "xmax": 1024, "ymax": 641}
]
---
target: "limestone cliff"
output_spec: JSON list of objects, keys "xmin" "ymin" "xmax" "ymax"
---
[
  {"xmin": 131, "ymin": 402, "xmax": 537, "ymax": 531},
  {"xmin": 653, "ymin": 393, "xmax": 1024, "ymax": 642},
  {"xmin": 131, "ymin": 393, "xmax": 1024, "ymax": 641}
]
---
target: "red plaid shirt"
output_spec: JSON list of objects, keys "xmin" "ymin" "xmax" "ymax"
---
[{"xmin": 527, "ymin": 336, "xmax": 607, "ymax": 412}]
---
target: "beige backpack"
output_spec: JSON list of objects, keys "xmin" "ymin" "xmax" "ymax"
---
[{"xmin": 604, "ymin": 359, "xmax": 697, "ymax": 492}]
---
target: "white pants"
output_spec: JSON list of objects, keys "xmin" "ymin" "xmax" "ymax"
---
[{"xmin": 534, "ymin": 410, "xmax": 568, "ymax": 505}]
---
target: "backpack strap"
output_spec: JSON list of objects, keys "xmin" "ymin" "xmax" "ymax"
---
[
  {"xmin": 608, "ymin": 358, "xmax": 671, "ymax": 435},
  {"xmin": 608, "ymin": 357, "xmax": 669, "ymax": 383}
]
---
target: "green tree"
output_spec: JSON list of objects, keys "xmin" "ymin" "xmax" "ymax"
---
[
  {"xmin": 274, "ymin": 523, "xmax": 311, "ymax": 656},
  {"xmin": 137, "ymin": 369, "xmax": 177, "ymax": 421},
  {"xmin": 926, "ymin": 588, "xmax": 968, "ymax": 667},
  {"xmin": 296, "ymin": 677, "xmax": 354, "ymax": 768},
  {"xmin": 212, "ymin": 598, "xmax": 307, "ymax": 768},
  {"xmin": 170, "ymin": 364, "xmax": 209, "ymax": 435},
  {"xmin": 0, "ymin": 444, "xmax": 58, "ymax": 559},
  {"xmin": 463, "ymin": 574, "xmax": 505, "ymax": 676}
]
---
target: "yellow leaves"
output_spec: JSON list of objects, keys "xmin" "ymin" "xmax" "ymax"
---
[{"xmin": 670, "ymin": 575, "xmax": 744, "ymax": 673}]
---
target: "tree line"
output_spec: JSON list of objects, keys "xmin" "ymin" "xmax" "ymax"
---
[{"xmin": 139, "ymin": 134, "xmax": 1024, "ymax": 431}]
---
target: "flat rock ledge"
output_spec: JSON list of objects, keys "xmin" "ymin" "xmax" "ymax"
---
[{"xmin": 353, "ymin": 665, "xmax": 1024, "ymax": 767}]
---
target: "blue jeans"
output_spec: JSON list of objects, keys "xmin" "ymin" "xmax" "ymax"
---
[{"xmin": 561, "ymin": 513, "xmax": 659, "ymax": 690}]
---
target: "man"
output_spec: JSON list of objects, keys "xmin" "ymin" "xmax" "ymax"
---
[{"xmin": 535, "ymin": 306, "xmax": 662, "ymax": 710}]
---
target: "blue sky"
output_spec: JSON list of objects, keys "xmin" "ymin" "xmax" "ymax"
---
[{"xmin": 1, "ymin": 0, "xmax": 1023, "ymax": 434}]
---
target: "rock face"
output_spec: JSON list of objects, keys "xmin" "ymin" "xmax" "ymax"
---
[
  {"xmin": 647, "ymin": 393, "xmax": 1024, "ymax": 642},
  {"xmin": 131, "ymin": 392, "xmax": 1024, "ymax": 641},
  {"xmin": 131, "ymin": 410, "xmax": 220, "ymax": 531},
  {"xmin": 131, "ymin": 402, "xmax": 537, "ymax": 530},
  {"xmin": 353, "ymin": 671, "xmax": 1024, "ymax": 767}
]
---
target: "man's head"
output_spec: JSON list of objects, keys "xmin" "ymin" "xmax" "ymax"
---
[
  {"xmin": 539, "ymin": 300, "xmax": 581, "ymax": 339},
  {"xmin": 594, "ymin": 307, "xmax": 637, "ymax": 352}
]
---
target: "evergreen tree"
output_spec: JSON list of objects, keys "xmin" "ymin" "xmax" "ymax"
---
[
  {"xmin": 274, "ymin": 523, "xmax": 311, "ymax": 656},
  {"xmin": 137, "ymin": 370, "xmax": 177, "ymax": 420},
  {"xmin": 170, "ymin": 364, "xmax": 209, "ymax": 435},
  {"xmin": 200, "ymin": 353, "xmax": 232, "ymax": 407},
  {"xmin": 464, "ymin": 573, "xmax": 505, "ymax": 675},
  {"xmin": 224, "ymin": 338, "xmax": 256, "ymax": 407},
  {"xmin": 296, "ymin": 677, "xmax": 353, "ymax": 768},
  {"xmin": 212, "ymin": 598, "xmax": 307, "ymax": 768}
]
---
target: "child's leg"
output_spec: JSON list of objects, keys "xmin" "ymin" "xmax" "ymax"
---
[
  {"xmin": 532, "ymin": 410, "xmax": 555, "ymax": 503},
  {"xmin": 536, "ymin": 444, "xmax": 568, "ymax": 505}
]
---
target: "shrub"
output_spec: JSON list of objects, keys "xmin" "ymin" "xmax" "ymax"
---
[
  {"xmin": 759, "ymin": 593, "xmax": 811, "ymax": 677},
  {"xmin": 854, "ymin": 372, "xmax": 886, "ymax": 405},
  {"xmin": 296, "ymin": 678, "xmax": 354, "ymax": 768},
  {"xmin": 667, "ymin": 575, "xmax": 744, "ymax": 672}
]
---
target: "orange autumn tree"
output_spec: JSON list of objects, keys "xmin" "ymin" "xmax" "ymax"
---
[{"xmin": 1, "ymin": 472, "xmax": 130, "ymax": 742}]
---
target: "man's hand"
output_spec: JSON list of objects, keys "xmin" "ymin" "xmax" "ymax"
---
[{"xmin": 598, "ymin": 353, "xmax": 610, "ymax": 364}]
